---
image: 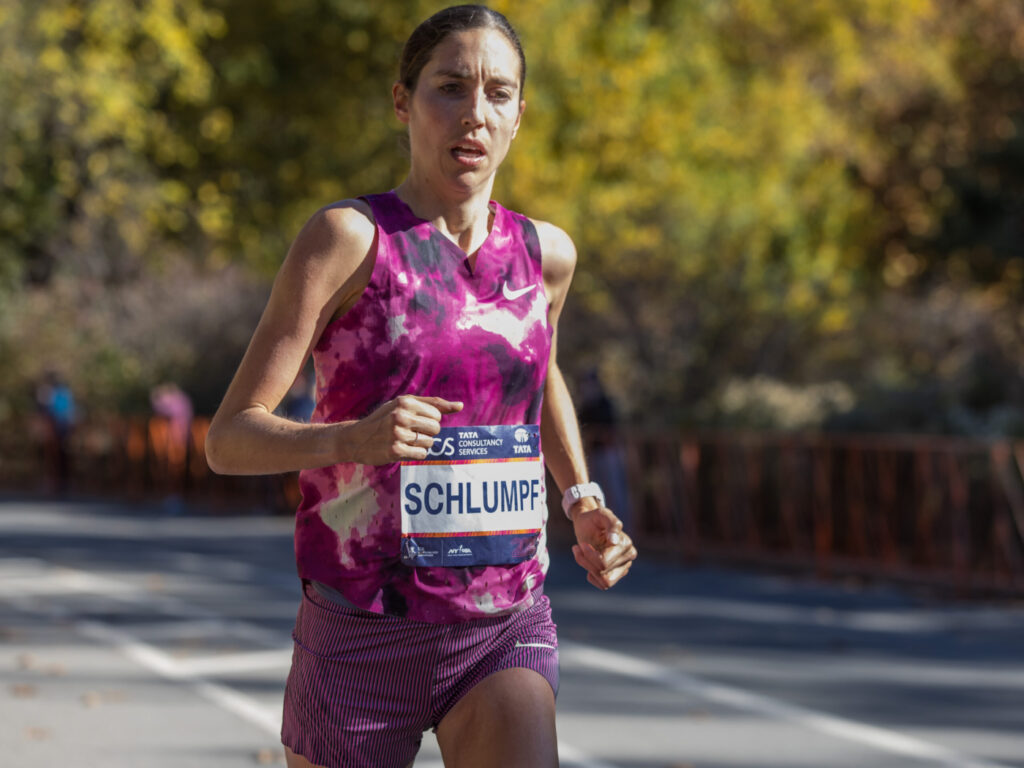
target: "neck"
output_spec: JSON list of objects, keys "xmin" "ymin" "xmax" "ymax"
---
[{"xmin": 394, "ymin": 171, "xmax": 496, "ymax": 255}]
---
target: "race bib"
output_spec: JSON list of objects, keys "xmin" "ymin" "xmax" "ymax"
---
[{"xmin": 400, "ymin": 425, "xmax": 545, "ymax": 567}]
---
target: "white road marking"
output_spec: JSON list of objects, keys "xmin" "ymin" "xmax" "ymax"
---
[
  {"xmin": 413, "ymin": 744, "xmax": 617, "ymax": 768},
  {"xmin": 1, "ymin": 562, "xmax": 290, "ymax": 647},
  {"xmin": 174, "ymin": 648, "xmax": 294, "ymax": 677},
  {"xmin": 558, "ymin": 741, "xmax": 621, "ymax": 768},
  {"xmin": 78, "ymin": 619, "xmax": 613, "ymax": 768},
  {"xmin": 5, "ymin": 545, "xmax": 1016, "ymax": 768},
  {"xmin": 0, "ymin": 567, "xmax": 140, "ymax": 597},
  {"xmin": 3, "ymin": 560, "xmax": 617, "ymax": 768},
  {"xmin": 77, "ymin": 619, "xmax": 283, "ymax": 735},
  {"xmin": 561, "ymin": 642, "xmax": 1014, "ymax": 768},
  {"xmin": 549, "ymin": 589, "xmax": 1024, "ymax": 634}
]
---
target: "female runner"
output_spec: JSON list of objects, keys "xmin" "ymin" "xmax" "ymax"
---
[{"xmin": 206, "ymin": 6, "xmax": 637, "ymax": 767}]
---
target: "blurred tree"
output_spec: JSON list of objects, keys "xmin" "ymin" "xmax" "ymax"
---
[
  {"xmin": 1, "ymin": 0, "xmax": 1022, "ymax": 432},
  {"xmin": 494, "ymin": 0, "xmax": 1023, "ymax": 424},
  {"xmin": 177, "ymin": 0, "xmax": 435, "ymax": 272},
  {"xmin": 0, "ymin": 0, "xmax": 228, "ymax": 417},
  {"xmin": 0, "ymin": 0, "xmax": 223, "ymax": 285}
]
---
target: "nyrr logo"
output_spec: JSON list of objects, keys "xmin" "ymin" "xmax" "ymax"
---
[{"xmin": 447, "ymin": 543, "xmax": 473, "ymax": 557}]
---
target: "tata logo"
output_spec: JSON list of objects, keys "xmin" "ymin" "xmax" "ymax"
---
[
  {"xmin": 447, "ymin": 544, "xmax": 473, "ymax": 557},
  {"xmin": 514, "ymin": 428, "xmax": 530, "ymax": 443},
  {"xmin": 427, "ymin": 436, "xmax": 456, "ymax": 457}
]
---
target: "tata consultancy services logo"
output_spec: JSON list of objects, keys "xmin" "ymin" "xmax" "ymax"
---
[{"xmin": 514, "ymin": 427, "xmax": 530, "ymax": 443}]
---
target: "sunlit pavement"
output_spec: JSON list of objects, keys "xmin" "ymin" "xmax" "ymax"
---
[{"xmin": 2, "ymin": 499, "xmax": 1023, "ymax": 768}]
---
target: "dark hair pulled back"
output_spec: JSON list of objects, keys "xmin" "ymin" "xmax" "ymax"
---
[{"xmin": 399, "ymin": 5, "xmax": 526, "ymax": 95}]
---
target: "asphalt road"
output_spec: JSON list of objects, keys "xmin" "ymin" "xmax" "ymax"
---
[{"xmin": 2, "ymin": 498, "xmax": 1023, "ymax": 768}]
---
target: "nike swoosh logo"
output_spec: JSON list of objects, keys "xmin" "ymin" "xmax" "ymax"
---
[{"xmin": 503, "ymin": 282, "xmax": 537, "ymax": 301}]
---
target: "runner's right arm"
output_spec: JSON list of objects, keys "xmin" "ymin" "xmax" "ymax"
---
[{"xmin": 205, "ymin": 201, "xmax": 460, "ymax": 475}]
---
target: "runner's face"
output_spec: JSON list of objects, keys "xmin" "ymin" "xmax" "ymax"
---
[{"xmin": 395, "ymin": 28, "xmax": 525, "ymax": 191}]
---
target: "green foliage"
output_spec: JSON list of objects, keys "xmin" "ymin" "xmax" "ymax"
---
[
  {"xmin": 0, "ymin": 0, "xmax": 222, "ymax": 284},
  {"xmin": 494, "ymin": 0, "xmax": 1023, "ymax": 424},
  {"xmin": 1, "ymin": 0, "xmax": 1022, "ymax": 432}
]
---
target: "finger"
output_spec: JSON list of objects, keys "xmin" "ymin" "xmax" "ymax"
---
[
  {"xmin": 394, "ymin": 426, "xmax": 418, "ymax": 445},
  {"xmin": 584, "ymin": 535, "xmax": 631, "ymax": 565},
  {"xmin": 394, "ymin": 437, "xmax": 429, "ymax": 461},
  {"xmin": 400, "ymin": 446, "xmax": 429, "ymax": 461},
  {"xmin": 573, "ymin": 545, "xmax": 601, "ymax": 579},
  {"xmin": 395, "ymin": 396, "xmax": 443, "ymax": 424},
  {"xmin": 413, "ymin": 395, "xmax": 464, "ymax": 414},
  {"xmin": 601, "ymin": 544, "xmax": 638, "ymax": 573},
  {"xmin": 409, "ymin": 416, "xmax": 442, "ymax": 437},
  {"xmin": 572, "ymin": 544, "xmax": 586, "ymax": 569},
  {"xmin": 392, "ymin": 427, "xmax": 435, "ymax": 459},
  {"xmin": 600, "ymin": 560, "xmax": 634, "ymax": 588},
  {"xmin": 585, "ymin": 536, "xmax": 636, "ymax": 573},
  {"xmin": 590, "ymin": 554, "xmax": 635, "ymax": 589},
  {"xmin": 581, "ymin": 507, "xmax": 624, "ymax": 546},
  {"xmin": 577, "ymin": 541, "xmax": 609, "ymax": 573},
  {"xmin": 575, "ymin": 544, "xmax": 615, "ymax": 588}
]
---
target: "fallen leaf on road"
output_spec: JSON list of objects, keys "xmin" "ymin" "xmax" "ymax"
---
[
  {"xmin": 25, "ymin": 727, "xmax": 50, "ymax": 741},
  {"xmin": 255, "ymin": 747, "xmax": 285, "ymax": 764},
  {"xmin": 12, "ymin": 684, "xmax": 37, "ymax": 698},
  {"xmin": 146, "ymin": 574, "xmax": 166, "ymax": 592}
]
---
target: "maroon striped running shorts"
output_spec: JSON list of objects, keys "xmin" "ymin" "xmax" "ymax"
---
[{"xmin": 281, "ymin": 580, "xmax": 559, "ymax": 768}]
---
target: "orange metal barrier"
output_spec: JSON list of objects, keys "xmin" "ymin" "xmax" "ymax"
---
[
  {"xmin": 588, "ymin": 429, "xmax": 1024, "ymax": 596},
  {"xmin": 2, "ymin": 415, "xmax": 296, "ymax": 513},
  {"xmin": 4, "ymin": 416, "xmax": 1023, "ymax": 595}
]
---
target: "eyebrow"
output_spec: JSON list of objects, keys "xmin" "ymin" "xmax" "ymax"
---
[{"xmin": 434, "ymin": 68, "xmax": 517, "ymax": 88}]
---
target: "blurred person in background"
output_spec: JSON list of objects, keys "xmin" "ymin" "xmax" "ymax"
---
[
  {"xmin": 281, "ymin": 371, "xmax": 316, "ymax": 424},
  {"xmin": 578, "ymin": 368, "xmax": 631, "ymax": 532},
  {"xmin": 205, "ymin": 5, "xmax": 636, "ymax": 767},
  {"xmin": 35, "ymin": 371, "xmax": 76, "ymax": 494},
  {"xmin": 150, "ymin": 382, "xmax": 194, "ymax": 513},
  {"xmin": 150, "ymin": 382, "xmax": 194, "ymax": 452}
]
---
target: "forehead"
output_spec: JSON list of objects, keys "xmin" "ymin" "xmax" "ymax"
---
[{"xmin": 422, "ymin": 27, "xmax": 521, "ymax": 84}]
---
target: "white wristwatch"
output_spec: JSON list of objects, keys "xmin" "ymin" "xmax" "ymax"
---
[{"xmin": 561, "ymin": 482, "xmax": 605, "ymax": 520}]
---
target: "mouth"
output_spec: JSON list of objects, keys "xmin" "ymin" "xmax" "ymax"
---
[{"xmin": 450, "ymin": 140, "xmax": 487, "ymax": 163}]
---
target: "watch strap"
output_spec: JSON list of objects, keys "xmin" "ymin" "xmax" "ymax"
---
[{"xmin": 561, "ymin": 482, "xmax": 605, "ymax": 519}]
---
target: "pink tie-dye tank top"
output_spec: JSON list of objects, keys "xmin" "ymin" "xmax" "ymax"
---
[{"xmin": 294, "ymin": 191, "xmax": 552, "ymax": 623}]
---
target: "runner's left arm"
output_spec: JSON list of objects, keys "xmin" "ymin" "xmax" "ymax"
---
[{"xmin": 534, "ymin": 220, "xmax": 637, "ymax": 590}]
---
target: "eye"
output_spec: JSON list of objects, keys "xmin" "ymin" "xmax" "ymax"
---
[
  {"xmin": 440, "ymin": 82, "xmax": 461, "ymax": 94},
  {"xmin": 490, "ymin": 89, "xmax": 513, "ymax": 102}
]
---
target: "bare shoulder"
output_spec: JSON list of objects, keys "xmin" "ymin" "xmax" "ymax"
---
[
  {"xmin": 530, "ymin": 218, "xmax": 577, "ymax": 285},
  {"xmin": 274, "ymin": 198, "xmax": 377, "ymax": 298},
  {"xmin": 290, "ymin": 198, "xmax": 376, "ymax": 270}
]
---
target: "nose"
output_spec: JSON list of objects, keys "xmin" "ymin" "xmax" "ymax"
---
[{"xmin": 462, "ymin": 88, "xmax": 485, "ymax": 127}]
